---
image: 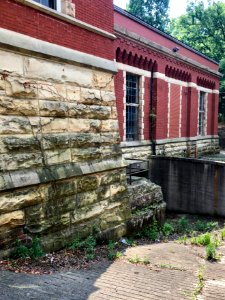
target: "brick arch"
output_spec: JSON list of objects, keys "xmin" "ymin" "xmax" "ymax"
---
[
  {"xmin": 165, "ymin": 66, "xmax": 191, "ymax": 82},
  {"xmin": 115, "ymin": 47, "xmax": 157, "ymax": 71},
  {"xmin": 197, "ymin": 77, "xmax": 216, "ymax": 89}
]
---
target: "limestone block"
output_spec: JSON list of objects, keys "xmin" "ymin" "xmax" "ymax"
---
[
  {"xmin": 0, "ymin": 116, "xmax": 41, "ymax": 135},
  {"xmin": 111, "ymin": 107, "xmax": 118, "ymax": 119},
  {"xmin": 100, "ymin": 170, "xmax": 122, "ymax": 185},
  {"xmin": 0, "ymin": 78, "xmax": 6, "ymax": 91},
  {"xmin": 24, "ymin": 58, "xmax": 93, "ymax": 87},
  {"xmin": 110, "ymin": 182, "xmax": 127, "ymax": 197},
  {"xmin": 46, "ymin": 179, "xmax": 77, "ymax": 199},
  {"xmin": 1, "ymin": 135, "xmax": 40, "ymax": 153},
  {"xmin": 41, "ymin": 117, "xmax": 68, "ymax": 133},
  {"xmin": 68, "ymin": 119, "xmax": 100, "ymax": 133},
  {"xmin": 0, "ymin": 49, "xmax": 24, "ymax": 75},
  {"xmin": 0, "ymin": 152, "xmax": 42, "ymax": 171},
  {"xmin": 39, "ymin": 100, "xmax": 69, "ymax": 117},
  {"xmin": 77, "ymin": 175, "xmax": 99, "ymax": 193},
  {"xmin": 5, "ymin": 78, "xmax": 38, "ymax": 98},
  {"xmin": 80, "ymin": 88, "xmax": 101, "ymax": 105},
  {"xmin": 71, "ymin": 147, "xmax": 101, "ymax": 162},
  {"xmin": 76, "ymin": 191, "xmax": 99, "ymax": 208},
  {"xmin": 38, "ymin": 83, "xmax": 67, "ymax": 101},
  {"xmin": 93, "ymin": 71, "xmax": 114, "ymax": 91},
  {"xmin": 45, "ymin": 149, "xmax": 71, "ymax": 165},
  {"xmin": 101, "ymin": 91, "xmax": 116, "ymax": 105},
  {"xmin": 101, "ymin": 133, "xmax": 120, "ymax": 145},
  {"xmin": 67, "ymin": 86, "xmax": 80, "ymax": 102},
  {"xmin": 69, "ymin": 104, "xmax": 111, "ymax": 120},
  {"xmin": 101, "ymin": 120, "xmax": 119, "ymax": 132},
  {"xmin": 0, "ymin": 187, "xmax": 43, "ymax": 213},
  {"xmin": 61, "ymin": 0, "xmax": 75, "ymax": 17},
  {"xmin": 0, "ymin": 211, "xmax": 25, "ymax": 228},
  {"xmin": 0, "ymin": 97, "xmax": 39, "ymax": 116},
  {"xmin": 71, "ymin": 200, "xmax": 108, "ymax": 224},
  {"xmin": 42, "ymin": 133, "xmax": 70, "ymax": 150},
  {"xmin": 70, "ymin": 133, "xmax": 102, "ymax": 148}
]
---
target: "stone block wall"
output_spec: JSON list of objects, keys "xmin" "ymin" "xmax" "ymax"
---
[
  {"xmin": 120, "ymin": 138, "xmax": 219, "ymax": 160},
  {"xmin": 0, "ymin": 47, "xmax": 131, "ymax": 258}
]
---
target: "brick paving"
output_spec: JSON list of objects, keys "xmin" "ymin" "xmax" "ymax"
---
[{"xmin": 1, "ymin": 241, "xmax": 225, "ymax": 299}]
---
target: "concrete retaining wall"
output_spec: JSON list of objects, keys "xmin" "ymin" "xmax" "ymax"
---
[{"xmin": 149, "ymin": 156, "xmax": 225, "ymax": 216}]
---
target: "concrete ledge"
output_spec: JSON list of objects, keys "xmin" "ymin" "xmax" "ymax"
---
[
  {"xmin": 15, "ymin": 0, "xmax": 116, "ymax": 40},
  {"xmin": 0, "ymin": 28, "xmax": 117, "ymax": 74},
  {"xmin": 0, "ymin": 159, "xmax": 125, "ymax": 192},
  {"xmin": 115, "ymin": 25, "xmax": 222, "ymax": 78}
]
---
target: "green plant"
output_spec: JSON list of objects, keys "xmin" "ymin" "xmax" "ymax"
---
[
  {"xmin": 178, "ymin": 235, "xmax": 188, "ymax": 244},
  {"xmin": 13, "ymin": 239, "xmax": 30, "ymax": 259},
  {"xmin": 115, "ymin": 251, "xmax": 123, "ymax": 259},
  {"xmin": 143, "ymin": 218, "xmax": 160, "ymax": 241},
  {"xmin": 107, "ymin": 240, "xmax": 117, "ymax": 261},
  {"xmin": 221, "ymin": 227, "xmax": 225, "ymax": 240},
  {"xmin": 69, "ymin": 235, "xmax": 97, "ymax": 261},
  {"xmin": 177, "ymin": 216, "xmax": 189, "ymax": 233},
  {"xmin": 206, "ymin": 221, "xmax": 218, "ymax": 231},
  {"xmin": 191, "ymin": 233, "xmax": 211, "ymax": 246},
  {"xmin": 162, "ymin": 222, "xmax": 174, "ymax": 237},
  {"xmin": 206, "ymin": 242, "xmax": 217, "ymax": 260},
  {"xmin": 195, "ymin": 220, "xmax": 208, "ymax": 232},
  {"xmin": 128, "ymin": 255, "xmax": 141, "ymax": 264},
  {"xmin": 13, "ymin": 236, "xmax": 43, "ymax": 260},
  {"xmin": 29, "ymin": 236, "xmax": 43, "ymax": 259},
  {"xmin": 192, "ymin": 265, "xmax": 205, "ymax": 299}
]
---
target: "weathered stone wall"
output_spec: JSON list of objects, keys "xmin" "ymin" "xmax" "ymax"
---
[
  {"xmin": 0, "ymin": 47, "xmax": 131, "ymax": 258},
  {"xmin": 120, "ymin": 138, "xmax": 219, "ymax": 160}
]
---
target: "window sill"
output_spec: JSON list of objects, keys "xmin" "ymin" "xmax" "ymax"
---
[{"xmin": 15, "ymin": 0, "xmax": 116, "ymax": 40}]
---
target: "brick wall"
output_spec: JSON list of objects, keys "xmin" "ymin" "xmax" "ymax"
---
[
  {"xmin": 0, "ymin": 0, "xmax": 113, "ymax": 60},
  {"xmin": 75, "ymin": 0, "xmax": 113, "ymax": 33},
  {"xmin": 169, "ymin": 84, "xmax": 180, "ymax": 138}
]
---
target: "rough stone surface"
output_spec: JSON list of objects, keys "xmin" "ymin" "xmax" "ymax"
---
[{"xmin": 0, "ymin": 48, "xmax": 130, "ymax": 257}]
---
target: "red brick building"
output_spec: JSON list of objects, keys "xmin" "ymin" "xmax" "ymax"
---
[
  {"xmin": 0, "ymin": 0, "xmax": 220, "ymax": 256},
  {"xmin": 114, "ymin": 6, "xmax": 220, "ymax": 158}
]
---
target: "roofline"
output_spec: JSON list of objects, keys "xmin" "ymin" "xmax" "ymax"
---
[{"xmin": 114, "ymin": 5, "xmax": 219, "ymax": 66}]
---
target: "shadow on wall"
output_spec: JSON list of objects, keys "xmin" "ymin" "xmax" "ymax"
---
[{"xmin": 149, "ymin": 156, "xmax": 225, "ymax": 217}]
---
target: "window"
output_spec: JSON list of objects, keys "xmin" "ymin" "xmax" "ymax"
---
[
  {"xmin": 198, "ymin": 91, "xmax": 206, "ymax": 136},
  {"xmin": 33, "ymin": 0, "xmax": 57, "ymax": 9},
  {"xmin": 126, "ymin": 74, "xmax": 139, "ymax": 141}
]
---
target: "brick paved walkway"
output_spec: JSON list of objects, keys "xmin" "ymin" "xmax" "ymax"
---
[{"xmin": 1, "ymin": 241, "xmax": 225, "ymax": 299}]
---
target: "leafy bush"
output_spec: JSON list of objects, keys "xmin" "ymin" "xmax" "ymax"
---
[
  {"xmin": 177, "ymin": 216, "xmax": 189, "ymax": 233},
  {"xmin": 191, "ymin": 233, "xmax": 211, "ymax": 246},
  {"xmin": 143, "ymin": 218, "xmax": 160, "ymax": 241},
  {"xmin": 13, "ymin": 236, "xmax": 43, "ymax": 260},
  {"xmin": 162, "ymin": 222, "xmax": 174, "ymax": 237},
  {"xmin": 69, "ymin": 235, "xmax": 97, "ymax": 261}
]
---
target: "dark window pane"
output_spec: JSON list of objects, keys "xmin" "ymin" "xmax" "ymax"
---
[
  {"xmin": 33, "ymin": 0, "xmax": 56, "ymax": 9},
  {"xmin": 126, "ymin": 74, "xmax": 139, "ymax": 141}
]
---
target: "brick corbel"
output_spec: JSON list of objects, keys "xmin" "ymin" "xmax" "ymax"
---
[{"xmin": 61, "ymin": 0, "xmax": 75, "ymax": 18}]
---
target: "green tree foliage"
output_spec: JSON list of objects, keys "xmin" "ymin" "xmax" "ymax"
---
[
  {"xmin": 127, "ymin": 0, "xmax": 170, "ymax": 31},
  {"xmin": 169, "ymin": 1, "xmax": 225, "ymax": 92}
]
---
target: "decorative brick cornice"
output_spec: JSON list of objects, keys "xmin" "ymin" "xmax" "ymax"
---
[{"xmin": 115, "ymin": 25, "xmax": 222, "ymax": 79}]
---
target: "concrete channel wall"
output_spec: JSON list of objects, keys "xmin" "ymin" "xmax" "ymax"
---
[{"xmin": 149, "ymin": 156, "xmax": 225, "ymax": 216}]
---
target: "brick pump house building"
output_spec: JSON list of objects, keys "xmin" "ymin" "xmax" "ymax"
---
[{"xmin": 0, "ymin": 0, "xmax": 220, "ymax": 257}]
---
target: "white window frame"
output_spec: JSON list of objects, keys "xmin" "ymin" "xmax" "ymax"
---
[
  {"xmin": 198, "ymin": 91, "xmax": 207, "ymax": 136},
  {"xmin": 32, "ymin": 0, "xmax": 61, "ymax": 11}
]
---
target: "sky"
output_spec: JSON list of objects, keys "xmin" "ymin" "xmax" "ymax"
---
[{"xmin": 113, "ymin": 0, "xmax": 224, "ymax": 19}]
